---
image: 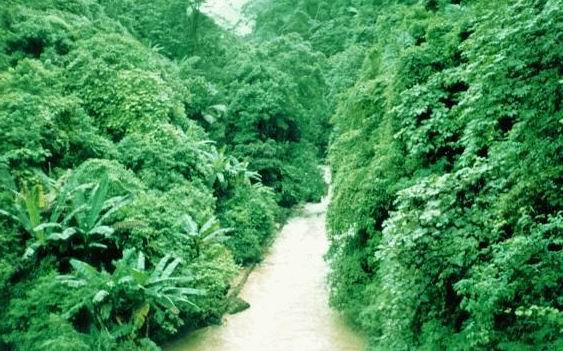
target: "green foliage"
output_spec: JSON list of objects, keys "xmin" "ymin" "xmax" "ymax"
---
[
  {"xmin": 64, "ymin": 175, "xmax": 129, "ymax": 249},
  {"xmin": 0, "ymin": 58, "xmax": 114, "ymax": 169},
  {"xmin": 0, "ymin": 172, "xmax": 70, "ymax": 258},
  {"xmin": 71, "ymin": 159, "xmax": 145, "ymax": 196},
  {"xmin": 58, "ymin": 249, "xmax": 203, "ymax": 340},
  {"xmin": 259, "ymin": 34, "xmax": 331, "ymax": 151},
  {"xmin": 0, "ymin": 1, "xmax": 305, "ymax": 349},
  {"xmin": 116, "ymin": 124, "xmax": 214, "ymax": 190},
  {"xmin": 100, "ymin": 0, "xmax": 221, "ymax": 61},
  {"xmin": 251, "ymin": 0, "xmax": 378, "ymax": 56},
  {"xmin": 113, "ymin": 186, "xmax": 211, "ymax": 259},
  {"xmin": 204, "ymin": 148, "xmax": 261, "ymax": 193},
  {"xmin": 0, "ymin": 170, "xmax": 130, "ymax": 261},
  {"xmin": 2, "ymin": 269, "xmax": 92, "ymax": 351},
  {"xmin": 215, "ymin": 53, "xmax": 327, "ymax": 207},
  {"xmin": 66, "ymin": 33, "xmax": 190, "ymax": 139},
  {"xmin": 327, "ymin": 0, "xmax": 563, "ymax": 350},
  {"xmin": 218, "ymin": 183, "xmax": 278, "ymax": 264},
  {"xmin": 180, "ymin": 244, "xmax": 237, "ymax": 328},
  {"xmin": 99, "ymin": 0, "xmax": 330, "ymax": 209},
  {"xmin": 181, "ymin": 215, "xmax": 232, "ymax": 258}
]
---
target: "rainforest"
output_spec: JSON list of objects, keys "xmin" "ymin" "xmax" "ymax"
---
[{"xmin": 0, "ymin": 1, "xmax": 561, "ymax": 350}]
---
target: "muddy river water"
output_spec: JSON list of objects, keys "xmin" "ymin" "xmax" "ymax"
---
[{"xmin": 166, "ymin": 173, "xmax": 366, "ymax": 351}]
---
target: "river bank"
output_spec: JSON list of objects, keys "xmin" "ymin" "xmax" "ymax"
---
[{"xmin": 165, "ymin": 170, "xmax": 366, "ymax": 351}]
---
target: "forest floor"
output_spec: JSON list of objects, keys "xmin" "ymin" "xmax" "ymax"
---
[{"xmin": 165, "ymin": 170, "xmax": 366, "ymax": 351}]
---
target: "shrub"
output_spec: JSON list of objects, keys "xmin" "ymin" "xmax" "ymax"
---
[
  {"xmin": 117, "ymin": 124, "xmax": 214, "ymax": 190},
  {"xmin": 218, "ymin": 183, "xmax": 277, "ymax": 264}
]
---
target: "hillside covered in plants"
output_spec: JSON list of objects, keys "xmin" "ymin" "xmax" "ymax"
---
[
  {"xmin": 0, "ymin": 0, "xmax": 561, "ymax": 350},
  {"xmin": 323, "ymin": 0, "xmax": 562, "ymax": 350},
  {"xmin": 0, "ymin": 0, "xmax": 327, "ymax": 350}
]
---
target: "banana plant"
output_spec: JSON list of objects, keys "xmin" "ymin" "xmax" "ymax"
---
[
  {"xmin": 58, "ymin": 249, "xmax": 203, "ymax": 339},
  {"xmin": 0, "ymin": 172, "xmax": 130, "ymax": 259},
  {"xmin": 67, "ymin": 175, "xmax": 130, "ymax": 250},
  {"xmin": 0, "ymin": 183, "xmax": 47, "ymax": 240},
  {"xmin": 0, "ymin": 172, "xmax": 76, "ymax": 259},
  {"xmin": 181, "ymin": 214, "xmax": 232, "ymax": 257},
  {"xmin": 205, "ymin": 148, "xmax": 261, "ymax": 190}
]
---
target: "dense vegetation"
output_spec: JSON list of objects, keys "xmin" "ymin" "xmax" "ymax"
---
[
  {"xmin": 0, "ymin": 0, "xmax": 326, "ymax": 349},
  {"xmin": 1, "ymin": 0, "xmax": 561, "ymax": 350},
  {"xmin": 322, "ymin": 0, "xmax": 562, "ymax": 350}
]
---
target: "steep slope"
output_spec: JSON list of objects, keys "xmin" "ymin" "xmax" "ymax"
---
[{"xmin": 327, "ymin": 0, "xmax": 562, "ymax": 350}]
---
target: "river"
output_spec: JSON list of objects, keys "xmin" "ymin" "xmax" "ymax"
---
[
  {"xmin": 165, "ymin": 170, "xmax": 366, "ymax": 351},
  {"xmin": 169, "ymin": 3, "xmax": 366, "ymax": 349}
]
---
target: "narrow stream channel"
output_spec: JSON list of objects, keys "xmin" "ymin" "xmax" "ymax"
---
[
  {"xmin": 167, "ymin": 4, "xmax": 366, "ymax": 350},
  {"xmin": 166, "ymin": 171, "xmax": 366, "ymax": 351}
]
